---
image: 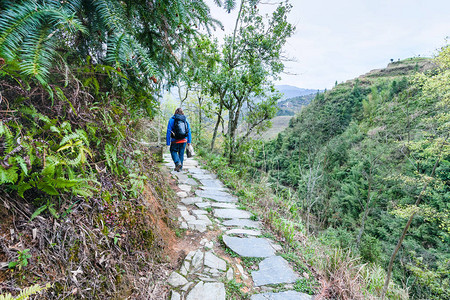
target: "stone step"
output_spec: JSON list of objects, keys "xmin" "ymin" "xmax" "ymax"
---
[
  {"xmin": 222, "ymin": 218, "xmax": 261, "ymax": 229},
  {"xmin": 195, "ymin": 190, "xmax": 238, "ymax": 203},
  {"xmin": 222, "ymin": 235, "xmax": 276, "ymax": 257},
  {"xmin": 214, "ymin": 208, "xmax": 252, "ymax": 219},
  {"xmin": 185, "ymin": 282, "xmax": 225, "ymax": 300},
  {"xmin": 252, "ymin": 256, "xmax": 299, "ymax": 286},
  {"xmin": 251, "ymin": 291, "xmax": 312, "ymax": 300},
  {"xmin": 225, "ymin": 228, "xmax": 262, "ymax": 236}
]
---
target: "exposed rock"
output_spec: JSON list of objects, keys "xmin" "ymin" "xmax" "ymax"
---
[
  {"xmin": 214, "ymin": 209, "xmax": 252, "ymax": 219},
  {"xmin": 204, "ymin": 251, "xmax": 226, "ymax": 271},
  {"xmin": 179, "ymin": 184, "xmax": 191, "ymax": 192},
  {"xmin": 177, "ymin": 191, "xmax": 188, "ymax": 198},
  {"xmin": 226, "ymin": 228, "xmax": 262, "ymax": 236},
  {"xmin": 195, "ymin": 202, "xmax": 211, "ymax": 209},
  {"xmin": 226, "ymin": 268, "xmax": 234, "ymax": 281},
  {"xmin": 186, "ymin": 282, "xmax": 225, "ymax": 300},
  {"xmin": 222, "ymin": 219, "xmax": 260, "ymax": 229},
  {"xmin": 171, "ymin": 290, "xmax": 181, "ymax": 300},
  {"xmin": 251, "ymin": 291, "xmax": 312, "ymax": 300},
  {"xmin": 222, "ymin": 236, "xmax": 275, "ymax": 257},
  {"xmin": 182, "ymin": 197, "xmax": 203, "ymax": 205},
  {"xmin": 168, "ymin": 272, "xmax": 188, "ymax": 287},
  {"xmin": 252, "ymin": 256, "xmax": 299, "ymax": 286},
  {"xmin": 191, "ymin": 250, "xmax": 204, "ymax": 271}
]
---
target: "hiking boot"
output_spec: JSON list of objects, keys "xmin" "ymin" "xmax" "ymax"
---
[{"xmin": 175, "ymin": 164, "xmax": 182, "ymax": 172}]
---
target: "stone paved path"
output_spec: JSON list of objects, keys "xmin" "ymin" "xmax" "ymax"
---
[{"xmin": 164, "ymin": 154, "xmax": 313, "ymax": 300}]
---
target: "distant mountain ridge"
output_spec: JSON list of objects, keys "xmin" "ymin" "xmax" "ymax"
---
[
  {"xmin": 277, "ymin": 94, "xmax": 316, "ymax": 116},
  {"xmin": 275, "ymin": 85, "xmax": 319, "ymax": 100}
]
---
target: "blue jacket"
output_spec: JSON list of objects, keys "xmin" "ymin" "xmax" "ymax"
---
[{"xmin": 166, "ymin": 114, "xmax": 192, "ymax": 146}]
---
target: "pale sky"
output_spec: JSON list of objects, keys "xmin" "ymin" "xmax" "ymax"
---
[{"xmin": 205, "ymin": 0, "xmax": 450, "ymax": 89}]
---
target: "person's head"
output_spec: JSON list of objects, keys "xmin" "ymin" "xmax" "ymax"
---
[{"xmin": 174, "ymin": 107, "xmax": 184, "ymax": 115}]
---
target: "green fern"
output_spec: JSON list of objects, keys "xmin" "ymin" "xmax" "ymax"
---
[
  {"xmin": 0, "ymin": 283, "xmax": 50, "ymax": 300},
  {"xmin": 104, "ymin": 143, "xmax": 118, "ymax": 174},
  {"xmin": 0, "ymin": 166, "xmax": 19, "ymax": 184},
  {"xmin": 0, "ymin": 1, "xmax": 86, "ymax": 80}
]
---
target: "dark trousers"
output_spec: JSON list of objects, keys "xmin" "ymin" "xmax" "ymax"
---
[{"xmin": 170, "ymin": 142, "xmax": 186, "ymax": 169}]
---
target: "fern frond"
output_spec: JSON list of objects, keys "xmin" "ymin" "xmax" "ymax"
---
[
  {"xmin": 14, "ymin": 283, "xmax": 50, "ymax": 300},
  {"xmin": 15, "ymin": 156, "xmax": 28, "ymax": 175},
  {"xmin": 92, "ymin": 0, "xmax": 129, "ymax": 33},
  {"xmin": 224, "ymin": 0, "xmax": 237, "ymax": 13},
  {"xmin": 51, "ymin": 177, "xmax": 80, "ymax": 188},
  {"xmin": 37, "ymin": 180, "xmax": 59, "ymax": 195},
  {"xmin": 59, "ymin": 132, "xmax": 81, "ymax": 146},
  {"xmin": 20, "ymin": 26, "xmax": 55, "ymax": 78},
  {"xmin": 0, "ymin": 1, "xmax": 85, "ymax": 80},
  {"xmin": 0, "ymin": 166, "xmax": 18, "ymax": 184},
  {"xmin": 0, "ymin": 3, "xmax": 45, "ymax": 60},
  {"xmin": 0, "ymin": 122, "xmax": 14, "ymax": 153}
]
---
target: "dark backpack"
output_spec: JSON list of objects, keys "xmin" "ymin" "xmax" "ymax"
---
[{"xmin": 171, "ymin": 116, "xmax": 188, "ymax": 140}]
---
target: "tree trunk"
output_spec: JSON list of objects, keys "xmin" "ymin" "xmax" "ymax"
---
[
  {"xmin": 227, "ymin": 100, "xmax": 243, "ymax": 164},
  {"xmin": 210, "ymin": 101, "xmax": 223, "ymax": 151}
]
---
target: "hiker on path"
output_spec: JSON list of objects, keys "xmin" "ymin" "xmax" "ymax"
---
[{"xmin": 166, "ymin": 107, "xmax": 192, "ymax": 172}]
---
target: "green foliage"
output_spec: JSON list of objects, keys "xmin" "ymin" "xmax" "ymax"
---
[
  {"xmin": 225, "ymin": 279, "xmax": 249, "ymax": 300},
  {"xmin": 293, "ymin": 278, "xmax": 317, "ymax": 295},
  {"xmin": 0, "ymin": 107, "xmax": 97, "ymax": 199},
  {"xmin": 359, "ymin": 235, "xmax": 381, "ymax": 263},
  {"xmin": 8, "ymin": 249, "xmax": 31, "ymax": 270}
]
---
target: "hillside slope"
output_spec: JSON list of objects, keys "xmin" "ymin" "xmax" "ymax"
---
[
  {"xmin": 0, "ymin": 64, "xmax": 181, "ymax": 298},
  {"xmin": 256, "ymin": 56, "xmax": 449, "ymax": 299}
]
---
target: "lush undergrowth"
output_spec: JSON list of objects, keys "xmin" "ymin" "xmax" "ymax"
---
[{"xmin": 0, "ymin": 63, "xmax": 178, "ymax": 298}]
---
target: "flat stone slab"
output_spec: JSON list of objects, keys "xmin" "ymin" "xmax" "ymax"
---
[
  {"xmin": 188, "ymin": 168, "xmax": 207, "ymax": 174},
  {"xmin": 168, "ymin": 272, "xmax": 188, "ymax": 287},
  {"xmin": 196, "ymin": 215, "xmax": 212, "ymax": 225},
  {"xmin": 183, "ymin": 178, "xmax": 199, "ymax": 186},
  {"xmin": 195, "ymin": 202, "xmax": 211, "ymax": 209},
  {"xmin": 186, "ymin": 282, "xmax": 225, "ymax": 300},
  {"xmin": 177, "ymin": 205, "xmax": 187, "ymax": 211},
  {"xmin": 181, "ymin": 197, "xmax": 203, "ymax": 205},
  {"xmin": 214, "ymin": 209, "xmax": 252, "ymax": 219},
  {"xmin": 204, "ymin": 251, "xmax": 227, "ymax": 271},
  {"xmin": 252, "ymin": 256, "xmax": 299, "ymax": 286},
  {"xmin": 171, "ymin": 170, "xmax": 189, "ymax": 176},
  {"xmin": 177, "ymin": 191, "xmax": 188, "ymax": 198},
  {"xmin": 171, "ymin": 291, "xmax": 181, "ymax": 300},
  {"xmin": 192, "ymin": 209, "xmax": 208, "ymax": 216},
  {"xmin": 199, "ymin": 186, "xmax": 229, "ymax": 192},
  {"xmin": 222, "ymin": 235, "xmax": 275, "ymax": 257},
  {"xmin": 196, "ymin": 190, "xmax": 238, "ymax": 203},
  {"xmin": 183, "ymin": 159, "xmax": 199, "ymax": 167},
  {"xmin": 210, "ymin": 203, "xmax": 237, "ymax": 209},
  {"xmin": 251, "ymin": 291, "xmax": 312, "ymax": 300},
  {"xmin": 222, "ymin": 219, "xmax": 261, "ymax": 229},
  {"xmin": 173, "ymin": 173, "xmax": 189, "ymax": 181},
  {"xmin": 187, "ymin": 220, "xmax": 208, "ymax": 232},
  {"xmin": 191, "ymin": 173, "xmax": 217, "ymax": 180},
  {"xmin": 226, "ymin": 229, "xmax": 262, "ymax": 236},
  {"xmin": 178, "ymin": 184, "xmax": 191, "ymax": 192},
  {"xmin": 200, "ymin": 179, "xmax": 224, "ymax": 188}
]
